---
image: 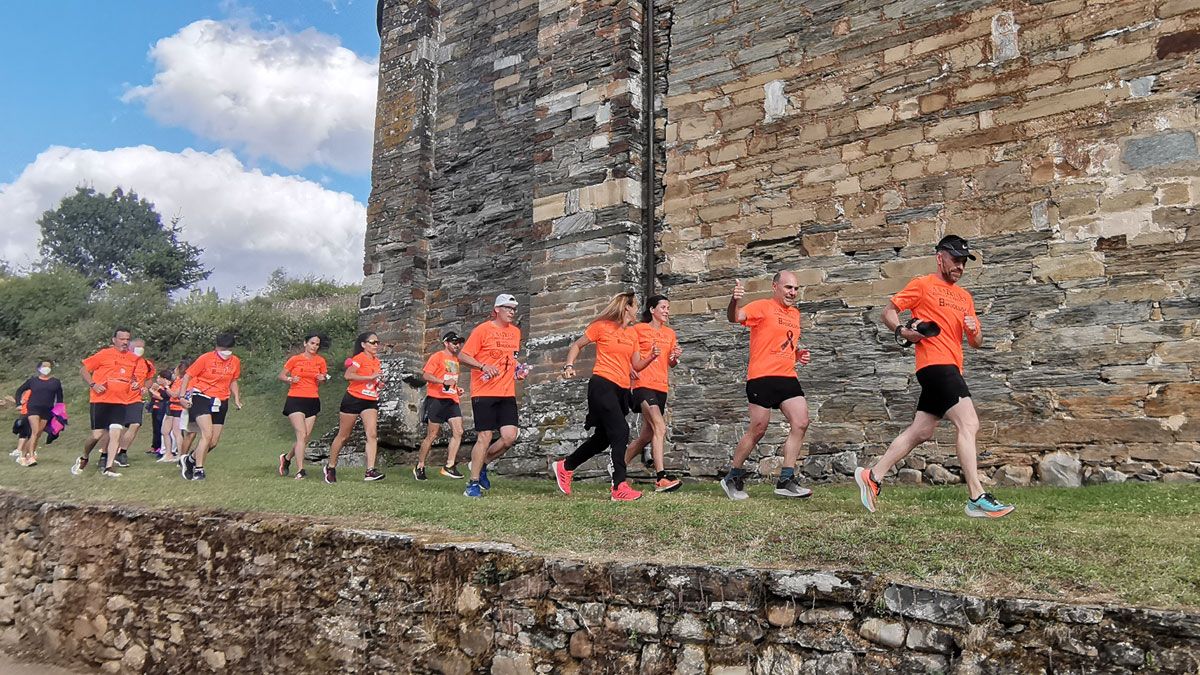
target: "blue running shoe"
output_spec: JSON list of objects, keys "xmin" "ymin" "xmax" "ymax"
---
[
  {"xmin": 965, "ymin": 492, "xmax": 1015, "ymax": 519},
  {"xmin": 464, "ymin": 480, "xmax": 482, "ymax": 498},
  {"xmin": 479, "ymin": 463, "xmax": 491, "ymax": 490},
  {"xmin": 180, "ymin": 453, "xmax": 195, "ymax": 481}
]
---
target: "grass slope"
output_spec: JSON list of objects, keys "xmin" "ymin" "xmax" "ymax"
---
[{"xmin": 2, "ymin": 390, "xmax": 1198, "ymax": 609}]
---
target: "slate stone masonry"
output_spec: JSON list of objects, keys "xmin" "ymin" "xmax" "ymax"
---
[
  {"xmin": 363, "ymin": 0, "xmax": 1200, "ymax": 485},
  {"xmin": 1, "ymin": 494, "xmax": 1196, "ymax": 673}
]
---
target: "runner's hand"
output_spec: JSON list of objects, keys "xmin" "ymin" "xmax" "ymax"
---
[
  {"xmin": 797, "ymin": 348, "xmax": 811, "ymax": 366},
  {"xmin": 181, "ymin": 398, "xmax": 191, "ymax": 409},
  {"xmin": 670, "ymin": 345, "xmax": 683, "ymax": 361},
  {"xmin": 561, "ymin": 364, "xmax": 576, "ymax": 380},
  {"xmin": 92, "ymin": 383, "xmax": 107, "ymax": 394},
  {"xmin": 482, "ymin": 365, "xmax": 500, "ymax": 378},
  {"xmin": 964, "ymin": 315, "xmax": 980, "ymax": 335},
  {"xmin": 650, "ymin": 343, "xmax": 661, "ymax": 358},
  {"xmin": 732, "ymin": 279, "xmax": 745, "ymax": 301},
  {"xmin": 235, "ymin": 399, "xmax": 243, "ymax": 410}
]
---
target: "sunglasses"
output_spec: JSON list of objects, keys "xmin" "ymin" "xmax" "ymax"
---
[{"xmin": 366, "ymin": 340, "xmax": 380, "ymax": 345}]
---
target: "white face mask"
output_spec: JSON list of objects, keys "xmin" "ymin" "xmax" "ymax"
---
[
  {"xmin": 216, "ymin": 350, "xmax": 233, "ymax": 359},
  {"xmin": 133, "ymin": 346, "xmax": 145, "ymax": 357},
  {"xmin": 37, "ymin": 366, "xmax": 51, "ymax": 376}
]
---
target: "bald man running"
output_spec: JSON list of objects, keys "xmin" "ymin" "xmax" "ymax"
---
[{"xmin": 720, "ymin": 271, "xmax": 813, "ymax": 501}]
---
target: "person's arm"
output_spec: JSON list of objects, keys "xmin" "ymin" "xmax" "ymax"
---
[
  {"xmin": 14, "ymin": 379, "xmax": 30, "ymax": 402},
  {"xmin": 457, "ymin": 351, "xmax": 498, "ymax": 378},
  {"xmin": 422, "ymin": 369, "xmax": 445, "ymax": 385},
  {"xmin": 631, "ymin": 343, "xmax": 658, "ymax": 372},
  {"xmin": 881, "ymin": 302, "xmax": 925, "ymax": 344},
  {"xmin": 964, "ymin": 314, "xmax": 983, "ymax": 349},
  {"xmin": 561, "ymin": 334, "xmax": 594, "ymax": 379},
  {"xmin": 343, "ymin": 361, "xmax": 376, "ymax": 382},
  {"xmin": 668, "ymin": 337, "xmax": 682, "ymax": 368},
  {"xmin": 54, "ymin": 380, "xmax": 64, "ymax": 406},
  {"xmin": 80, "ymin": 364, "xmax": 106, "ymax": 394},
  {"xmin": 278, "ymin": 368, "xmax": 298, "ymax": 384},
  {"xmin": 230, "ymin": 380, "xmax": 242, "ymax": 409},
  {"xmin": 727, "ymin": 279, "xmax": 747, "ymax": 324}
]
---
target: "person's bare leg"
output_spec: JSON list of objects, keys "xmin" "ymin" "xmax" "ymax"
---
[
  {"xmin": 104, "ymin": 426, "xmax": 123, "ymax": 469},
  {"xmin": 298, "ymin": 415, "xmax": 316, "ymax": 473},
  {"xmin": 327, "ymin": 413, "xmax": 357, "ymax": 467},
  {"xmin": 25, "ymin": 416, "xmax": 45, "ymax": 462},
  {"xmin": 644, "ymin": 405, "xmax": 668, "ymax": 473},
  {"xmin": 943, "ymin": 398, "xmax": 983, "ymax": 498},
  {"xmin": 624, "ymin": 405, "xmax": 653, "ymax": 466},
  {"xmin": 731, "ymin": 405, "xmax": 772, "ymax": 469},
  {"xmin": 191, "ymin": 416, "xmax": 214, "ymax": 467},
  {"xmin": 484, "ymin": 426, "xmax": 518, "ymax": 463},
  {"xmin": 469, "ymin": 431, "xmax": 493, "ymax": 480},
  {"xmin": 445, "ymin": 417, "xmax": 464, "ymax": 467},
  {"xmin": 83, "ymin": 430, "xmax": 104, "ymax": 458},
  {"xmin": 777, "ymin": 397, "xmax": 811, "ymax": 470},
  {"xmin": 870, "ymin": 412, "xmax": 940, "ymax": 479},
  {"xmin": 361, "ymin": 409, "xmax": 379, "ymax": 469},
  {"xmin": 417, "ymin": 423, "xmax": 441, "ymax": 468},
  {"xmin": 286, "ymin": 412, "xmax": 308, "ymax": 464}
]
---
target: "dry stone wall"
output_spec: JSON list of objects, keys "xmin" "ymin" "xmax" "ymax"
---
[
  {"xmin": 363, "ymin": 0, "xmax": 1200, "ymax": 484},
  {"xmin": 2, "ymin": 494, "xmax": 1197, "ymax": 674}
]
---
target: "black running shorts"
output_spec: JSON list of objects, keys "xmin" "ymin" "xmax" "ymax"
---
[
  {"xmin": 339, "ymin": 393, "xmax": 378, "ymax": 415},
  {"xmin": 472, "ymin": 396, "xmax": 518, "ymax": 433},
  {"xmin": 746, "ymin": 376, "xmax": 805, "ymax": 410},
  {"xmin": 916, "ymin": 364, "xmax": 972, "ymax": 418},
  {"xmin": 283, "ymin": 396, "xmax": 321, "ymax": 418},
  {"xmin": 90, "ymin": 403, "xmax": 128, "ymax": 430},
  {"xmin": 421, "ymin": 397, "xmax": 462, "ymax": 424},
  {"xmin": 124, "ymin": 402, "xmax": 145, "ymax": 426},
  {"xmin": 631, "ymin": 387, "xmax": 667, "ymax": 413},
  {"xmin": 190, "ymin": 395, "xmax": 230, "ymax": 425}
]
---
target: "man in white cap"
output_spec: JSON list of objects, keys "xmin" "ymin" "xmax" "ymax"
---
[{"xmin": 457, "ymin": 293, "xmax": 528, "ymax": 497}]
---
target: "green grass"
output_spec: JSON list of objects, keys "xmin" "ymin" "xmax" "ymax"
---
[{"xmin": 2, "ymin": 390, "xmax": 1198, "ymax": 609}]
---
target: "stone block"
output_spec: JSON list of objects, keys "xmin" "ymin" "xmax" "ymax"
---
[
  {"xmin": 1067, "ymin": 43, "xmax": 1153, "ymax": 78},
  {"xmin": 993, "ymin": 465, "xmax": 1033, "ymax": 486},
  {"xmin": 1038, "ymin": 452, "xmax": 1082, "ymax": 487},
  {"xmin": 1123, "ymin": 132, "xmax": 1198, "ymax": 170},
  {"xmin": 859, "ymin": 618, "xmax": 906, "ymax": 648}
]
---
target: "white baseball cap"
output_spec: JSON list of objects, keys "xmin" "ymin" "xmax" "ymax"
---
[{"xmin": 494, "ymin": 293, "xmax": 519, "ymax": 308}]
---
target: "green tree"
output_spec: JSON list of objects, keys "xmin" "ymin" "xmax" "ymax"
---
[{"xmin": 38, "ymin": 186, "xmax": 210, "ymax": 291}]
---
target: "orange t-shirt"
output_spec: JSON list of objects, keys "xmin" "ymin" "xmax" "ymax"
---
[
  {"xmin": 81, "ymin": 347, "xmax": 140, "ymax": 404},
  {"xmin": 631, "ymin": 322, "xmax": 677, "ymax": 393},
  {"xmin": 891, "ymin": 274, "xmax": 978, "ymax": 373},
  {"xmin": 346, "ymin": 352, "xmax": 382, "ymax": 400},
  {"xmin": 462, "ymin": 321, "xmax": 521, "ymax": 398},
  {"xmin": 283, "ymin": 353, "xmax": 328, "ymax": 398},
  {"xmin": 584, "ymin": 320, "xmax": 638, "ymax": 389},
  {"xmin": 740, "ymin": 299, "xmax": 803, "ymax": 380},
  {"xmin": 168, "ymin": 381, "xmax": 183, "ymax": 412},
  {"xmin": 122, "ymin": 357, "xmax": 156, "ymax": 405},
  {"xmin": 19, "ymin": 390, "xmax": 31, "ymax": 415},
  {"xmin": 423, "ymin": 349, "xmax": 462, "ymax": 403},
  {"xmin": 186, "ymin": 351, "xmax": 242, "ymax": 400}
]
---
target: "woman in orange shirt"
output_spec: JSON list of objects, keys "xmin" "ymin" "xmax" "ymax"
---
[
  {"xmin": 552, "ymin": 292, "xmax": 656, "ymax": 501},
  {"xmin": 277, "ymin": 334, "xmax": 330, "ymax": 481},
  {"xmin": 325, "ymin": 332, "xmax": 383, "ymax": 484},
  {"xmin": 623, "ymin": 295, "xmax": 683, "ymax": 492},
  {"xmin": 157, "ymin": 361, "xmax": 188, "ymax": 464}
]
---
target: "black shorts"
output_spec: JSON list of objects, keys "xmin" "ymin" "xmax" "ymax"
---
[
  {"xmin": 190, "ymin": 395, "xmax": 230, "ymax": 425},
  {"xmin": 340, "ymin": 393, "xmax": 379, "ymax": 415},
  {"xmin": 166, "ymin": 409, "xmax": 182, "ymax": 418},
  {"xmin": 631, "ymin": 387, "xmax": 667, "ymax": 413},
  {"xmin": 283, "ymin": 396, "xmax": 321, "ymax": 418},
  {"xmin": 422, "ymin": 396, "xmax": 462, "ymax": 424},
  {"xmin": 90, "ymin": 403, "xmax": 128, "ymax": 430},
  {"xmin": 124, "ymin": 402, "xmax": 145, "ymax": 426},
  {"xmin": 746, "ymin": 376, "xmax": 805, "ymax": 410},
  {"xmin": 25, "ymin": 406, "xmax": 53, "ymax": 420},
  {"xmin": 916, "ymin": 365, "xmax": 971, "ymax": 418},
  {"xmin": 472, "ymin": 396, "xmax": 518, "ymax": 432}
]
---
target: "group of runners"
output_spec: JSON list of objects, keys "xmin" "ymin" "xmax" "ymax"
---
[{"xmin": 12, "ymin": 235, "xmax": 1014, "ymax": 518}]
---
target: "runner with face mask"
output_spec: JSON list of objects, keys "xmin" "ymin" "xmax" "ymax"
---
[
  {"xmin": 179, "ymin": 334, "xmax": 243, "ymax": 481},
  {"xmin": 114, "ymin": 337, "xmax": 155, "ymax": 469},
  {"xmin": 13, "ymin": 359, "xmax": 63, "ymax": 467}
]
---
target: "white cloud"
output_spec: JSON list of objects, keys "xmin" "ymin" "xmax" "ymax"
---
[
  {"xmin": 0, "ymin": 145, "xmax": 366, "ymax": 294},
  {"xmin": 124, "ymin": 19, "xmax": 377, "ymax": 174}
]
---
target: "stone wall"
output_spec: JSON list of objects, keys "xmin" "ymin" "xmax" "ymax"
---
[
  {"xmin": 363, "ymin": 0, "xmax": 1200, "ymax": 484},
  {"xmin": 1, "ymin": 494, "xmax": 1197, "ymax": 674}
]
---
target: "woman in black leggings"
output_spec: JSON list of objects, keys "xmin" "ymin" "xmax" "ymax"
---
[{"xmin": 552, "ymin": 292, "xmax": 656, "ymax": 501}]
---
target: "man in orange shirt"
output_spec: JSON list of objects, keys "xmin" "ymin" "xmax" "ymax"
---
[
  {"xmin": 414, "ymin": 331, "xmax": 466, "ymax": 480},
  {"xmin": 72, "ymin": 327, "xmax": 137, "ymax": 477},
  {"xmin": 458, "ymin": 293, "xmax": 527, "ymax": 497},
  {"xmin": 722, "ymin": 271, "xmax": 813, "ymax": 500},
  {"xmin": 855, "ymin": 236, "xmax": 1014, "ymax": 518},
  {"xmin": 179, "ymin": 333, "xmax": 243, "ymax": 481},
  {"xmin": 115, "ymin": 337, "xmax": 155, "ymax": 468}
]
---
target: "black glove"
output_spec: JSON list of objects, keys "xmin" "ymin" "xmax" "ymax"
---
[{"xmin": 895, "ymin": 318, "xmax": 941, "ymax": 347}]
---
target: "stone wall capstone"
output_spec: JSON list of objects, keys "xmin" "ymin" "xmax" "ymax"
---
[
  {"xmin": 361, "ymin": 0, "xmax": 1200, "ymax": 484},
  {"xmin": 1, "ymin": 493, "xmax": 1197, "ymax": 673}
]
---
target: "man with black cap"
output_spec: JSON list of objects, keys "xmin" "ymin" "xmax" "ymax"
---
[
  {"xmin": 855, "ymin": 235, "xmax": 1015, "ymax": 519},
  {"xmin": 414, "ymin": 331, "xmax": 467, "ymax": 480}
]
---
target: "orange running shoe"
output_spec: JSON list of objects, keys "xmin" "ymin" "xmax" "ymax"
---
[
  {"xmin": 552, "ymin": 459, "xmax": 574, "ymax": 495},
  {"xmin": 611, "ymin": 481, "xmax": 643, "ymax": 501},
  {"xmin": 654, "ymin": 477, "xmax": 682, "ymax": 493},
  {"xmin": 855, "ymin": 467, "xmax": 880, "ymax": 513}
]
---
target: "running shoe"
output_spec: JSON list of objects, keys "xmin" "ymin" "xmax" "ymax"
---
[
  {"xmin": 98, "ymin": 453, "xmax": 108, "ymax": 471},
  {"xmin": 157, "ymin": 454, "xmax": 178, "ymax": 463},
  {"xmin": 365, "ymin": 468, "xmax": 385, "ymax": 482},
  {"xmin": 654, "ymin": 476, "xmax": 682, "ymax": 493},
  {"xmin": 854, "ymin": 467, "xmax": 881, "ymax": 513},
  {"xmin": 101, "ymin": 468, "xmax": 122, "ymax": 478},
  {"xmin": 9, "ymin": 449, "xmax": 19, "ymax": 458},
  {"xmin": 464, "ymin": 480, "xmax": 482, "ymax": 498},
  {"xmin": 552, "ymin": 459, "xmax": 574, "ymax": 495},
  {"xmin": 16, "ymin": 456, "xmax": 29, "ymax": 467},
  {"xmin": 324, "ymin": 466, "xmax": 337, "ymax": 484},
  {"xmin": 479, "ymin": 463, "xmax": 491, "ymax": 490},
  {"xmin": 70, "ymin": 456, "xmax": 88, "ymax": 475},
  {"xmin": 611, "ymin": 481, "xmax": 643, "ymax": 502},
  {"xmin": 115, "ymin": 451, "xmax": 129, "ymax": 468},
  {"xmin": 180, "ymin": 454, "xmax": 195, "ymax": 481},
  {"xmin": 27, "ymin": 455, "xmax": 37, "ymax": 467},
  {"xmin": 774, "ymin": 477, "xmax": 813, "ymax": 499},
  {"xmin": 294, "ymin": 469, "xmax": 307, "ymax": 481},
  {"xmin": 192, "ymin": 468, "xmax": 206, "ymax": 481},
  {"xmin": 720, "ymin": 474, "xmax": 749, "ymax": 501},
  {"xmin": 440, "ymin": 465, "xmax": 464, "ymax": 479},
  {"xmin": 965, "ymin": 492, "xmax": 1015, "ymax": 519},
  {"xmin": 413, "ymin": 466, "xmax": 427, "ymax": 481},
  {"xmin": 278, "ymin": 453, "xmax": 291, "ymax": 477}
]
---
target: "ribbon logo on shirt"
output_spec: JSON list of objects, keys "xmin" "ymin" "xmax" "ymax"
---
[{"xmin": 779, "ymin": 330, "xmax": 795, "ymax": 353}]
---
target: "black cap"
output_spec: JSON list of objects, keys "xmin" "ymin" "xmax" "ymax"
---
[
  {"xmin": 935, "ymin": 235, "xmax": 977, "ymax": 261},
  {"xmin": 443, "ymin": 331, "xmax": 464, "ymax": 343}
]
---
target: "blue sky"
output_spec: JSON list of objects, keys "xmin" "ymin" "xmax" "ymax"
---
[{"xmin": 0, "ymin": 0, "xmax": 381, "ymax": 294}]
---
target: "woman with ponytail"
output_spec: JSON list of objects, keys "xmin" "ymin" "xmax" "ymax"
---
[
  {"xmin": 324, "ymin": 332, "xmax": 383, "ymax": 484},
  {"xmin": 623, "ymin": 295, "xmax": 683, "ymax": 492}
]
